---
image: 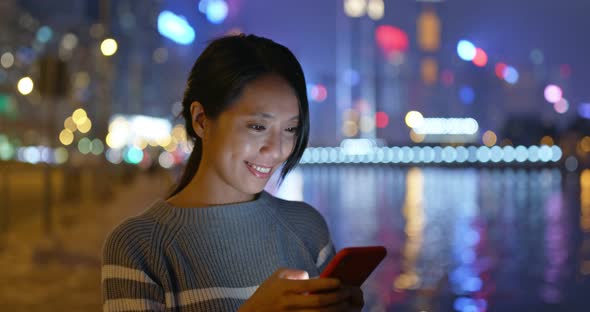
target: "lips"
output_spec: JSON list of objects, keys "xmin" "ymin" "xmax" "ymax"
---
[{"xmin": 245, "ymin": 161, "xmax": 273, "ymax": 178}]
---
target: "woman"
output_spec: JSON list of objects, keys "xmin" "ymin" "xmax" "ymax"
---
[{"xmin": 102, "ymin": 34, "xmax": 363, "ymax": 311}]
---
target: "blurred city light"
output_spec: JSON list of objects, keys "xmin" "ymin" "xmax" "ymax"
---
[
  {"xmin": 158, "ymin": 11, "xmax": 195, "ymax": 45},
  {"xmin": 78, "ymin": 118, "xmax": 92, "ymax": 133},
  {"xmin": 482, "ymin": 130, "xmax": 497, "ymax": 146},
  {"xmin": 59, "ymin": 129, "xmax": 74, "ymax": 146},
  {"xmin": 412, "ymin": 118, "xmax": 479, "ymax": 135},
  {"xmin": 554, "ymin": 98, "xmax": 569, "ymax": 114},
  {"xmin": 100, "ymin": 38, "xmax": 118, "ymax": 56},
  {"xmin": 367, "ymin": 0, "xmax": 384, "ymax": 20},
  {"xmin": 300, "ymin": 145, "xmax": 562, "ymax": 165},
  {"xmin": 205, "ymin": 0, "xmax": 228, "ymax": 24},
  {"xmin": 1, "ymin": 52, "xmax": 14, "ymax": 68},
  {"xmin": 495, "ymin": 62, "xmax": 507, "ymax": 79},
  {"xmin": 459, "ymin": 86, "xmax": 475, "ymax": 105},
  {"xmin": 17, "ymin": 76, "xmax": 34, "ymax": 95},
  {"xmin": 405, "ymin": 111, "xmax": 424, "ymax": 128},
  {"xmin": 36, "ymin": 26, "xmax": 53, "ymax": 43},
  {"xmin": 457, "ymin": 40, "xmax": 476, "ymax": 61},
  {"xmin": 72, "ymin": 108, "xmax": 88, "ymax": 125},
  {"xmin": 472, "ymin": 47, "xmax": 488, "ymax": 67},
  {"xmin": 64, "ymin": 116, "xmax": 77, "ymax": 132},
  {"xmin": 579, "ymin": 103, "xmax": 590, "ymax": 119},
  {"xmin": 503, "ymin": 66, "xmax": 519, "ymax": 84},
  {"xmin": 544, "ymin": 85, "xmax": 563, "ymax": 103},
  {"xmin": 375, "ymin": 25, "xmax": 409, "ymax": 55},
  {"xmin": 61, "ymin": 33, "xmax": 78, "ymax": 50},
  {"xmin": 530, "ymin": 49, "xmax": 544, "ymax": 64},
  {"xmin": 375, "ymin": 111, "xmax": 389, "ymax": 128},
  {"xmin": 309, "ymin": 84, "xmax": 328, "ymax": 102},
  {"xmin": 344, "ymin": 0, "xmax": 367, "ymax": 18}
]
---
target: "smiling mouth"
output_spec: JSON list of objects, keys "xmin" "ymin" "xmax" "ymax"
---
[{"xmin": 245, "ymin": 161, "xmax": 272, "ymax": 175}]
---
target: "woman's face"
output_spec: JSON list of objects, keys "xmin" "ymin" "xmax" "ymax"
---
[{"xmin": 198, "ymin": 74, "xmax": 301, "ymax": 199}]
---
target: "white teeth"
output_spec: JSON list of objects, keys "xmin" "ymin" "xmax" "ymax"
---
[{"xmin": 248, "ymin": 162, "xmax": 271, "ymax": 173}]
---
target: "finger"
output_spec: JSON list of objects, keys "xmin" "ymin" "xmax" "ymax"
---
[
  {"xmin": 281, "ymin": 278, "xmax": 341, "ymax": 294},
  {"xmin": 289, "ymin": 289, "xmax": 351, "ymax": 308},
  {"xmin": 348, "ymin": 287, "xmax": 364, "ymax": 306},
  {"xmin": 277, "ymin": 268, "xmax": 310, "ymax": 280}
]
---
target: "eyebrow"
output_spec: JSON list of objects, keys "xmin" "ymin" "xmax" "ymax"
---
[{"xmin": 247, "ymin": 112, "xmax": 299, "ymax": 120}]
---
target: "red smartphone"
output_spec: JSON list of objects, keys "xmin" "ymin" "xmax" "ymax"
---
[{"xmin": 320, "ymin": 246, "xmax": 387, "ymax": 286}]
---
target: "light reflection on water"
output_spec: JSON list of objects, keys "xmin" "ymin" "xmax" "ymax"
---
[{"xmin": 273, "ymin": 166, "xmax": 589, "ymax": 311}]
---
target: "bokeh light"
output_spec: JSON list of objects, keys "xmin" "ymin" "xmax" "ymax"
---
[
  {"xmin": 17, "ymin": 77, "xmax": 34, "ymax": 95},
  {"xmin": 405, "ymin": 111, "xmax": 424, "ymax": 128},
  {"xmin": 375, "ymin": 112, "xmax": 389, "ymax": 128},
  {"xmin": 472, "ymin": 47, "xmax": 488, "ymax": 67},
  {"xmin": 59, "ymin": 129, "xmax": 74, "ymax": 145},
  {"xmin": 503, "ymin": 66, "xmax": 519, "ymax": 84},
  {"xmin": 457, "ymin": 40, "xmax": 476, "ymax": 61},
  {"xmin": 1, "ymin": 52, "xmax": 14, "ymax": 68},
  {"xmin": 158, "ymin": 11, "xmax": 196, "ymax": 45},
  {"xmin": 554, "ymin": 98, "xmax": 569, "ymax": 114},
  {"xmin": 344, "ymin": 0, "xmax": 367, "ymax": 18},
  {"xmin": 459, "ymin": 86, "xmax": 475, "ymax": 105},
  {"xmin": 367, "ymin": 0, "xmax": 384, "ymax": 20},
  {"xmin": 205, "ymin": 0, "xmax": 228, "ymax": 24},
  {"xmin": 482, "ymin": 130, "xmax": 497, "ymax": 146},
  {"xmin": 544, "ymin": 85, "xmax": 563, "ymax": 103},
  {"xmin": 100, "ymin": 38, "xmax": 118, "ymax": 56}
]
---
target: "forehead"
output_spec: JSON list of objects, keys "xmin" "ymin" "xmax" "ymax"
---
[{"xmin": 226, "ymin": 74, "xmax": 300, "ymax": 117}]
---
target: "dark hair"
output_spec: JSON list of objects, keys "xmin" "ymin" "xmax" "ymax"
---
[{"xmin": 167, "ymin": 34, "xmax": 310, "ymax": 198}]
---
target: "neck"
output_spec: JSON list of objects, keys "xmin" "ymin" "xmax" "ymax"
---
[{"xmin": 167, "ymin": 167, "xmax": 256, "ymax": 208}]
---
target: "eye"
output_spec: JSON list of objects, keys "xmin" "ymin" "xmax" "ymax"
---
[
  {"xmin": 285, "ymin": 127, "xmax": 298, "ymax": 134},
  {"xmin": 248, "ymin": 124, "xmax": 266, "ymax": 131}
]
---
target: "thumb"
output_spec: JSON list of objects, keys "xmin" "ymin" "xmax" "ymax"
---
[{"xmin": 275, "ymin": 268, "xmax": 310, "ymax": 280}]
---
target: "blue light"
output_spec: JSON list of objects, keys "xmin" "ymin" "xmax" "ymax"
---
[
  {"xmin": 125, "ymin": 147, "xmax": 144, "ymax": 164},
  {"xmin": 504, "ymin": 66, "xmax": 519, "ymax": 84},
  {"xmin": 36, "ymin": 26, "xmax": 53, "ymax": 43},
  {"xmin": 206, "ymin": 0, "xmax": 228, "ymax": 24},
  {"xmin": 578, "ymin": 103, "xmax": 590, "ymax": 119},
  {"xmin": 457, "ymin": 40, "xmax": 476, "ymax": 61},
  {"xmin": 157, "ymin": 11, "xmax": 195, "ymax": 45},
  {"xmin": 459, "ymin": 86, "xmax": 475, "ymax": 105}
]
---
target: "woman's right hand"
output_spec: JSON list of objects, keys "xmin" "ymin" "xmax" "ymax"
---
[{"xmin": 238, "ymin": 268, "xmax": 353, "ymax": 312}]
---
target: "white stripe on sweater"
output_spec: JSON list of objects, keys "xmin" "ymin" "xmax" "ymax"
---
[
  {"xmin": 102, "ymin": 265, "xmax": 157, "ymax": 285},
  {"xmin": 103, "ymin": 298, "xmax": 165, "ymax": 311},
  {"xmin": 316, "ymin": 241, "xmax": 332, "ymax": 268},
  {"xmin": 165, "ymin": 286, "xmax": 259, "ymax": 307}
]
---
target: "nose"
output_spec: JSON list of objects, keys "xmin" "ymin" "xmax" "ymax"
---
[{"xmin": 260, "ymin": 129, "xmax": 282, "ymax": 161}]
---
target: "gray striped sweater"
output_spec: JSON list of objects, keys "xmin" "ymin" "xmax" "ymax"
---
[{"xmin": 102, "ymin": 191, "xmax": 336, "ymax": 311}]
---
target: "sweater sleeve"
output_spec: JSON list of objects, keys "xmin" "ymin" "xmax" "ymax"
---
[{"xmin": 101, "ymin": 218, "xmax": 166, "ymax": 311}]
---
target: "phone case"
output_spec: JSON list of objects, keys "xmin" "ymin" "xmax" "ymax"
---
[{"xmin": 320, "ymin": 246, "xmax": 387, "ymax": 286}]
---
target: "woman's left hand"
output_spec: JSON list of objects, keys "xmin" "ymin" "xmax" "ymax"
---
[{"xmin": 345, "ymin": 286, "xmax": 364, "ymax": 311}]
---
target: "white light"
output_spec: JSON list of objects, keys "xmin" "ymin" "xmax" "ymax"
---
[
  {"xmin": 423, "ymin": 146, "xmax": 435, "ymax": 163},
  {"xmin": 551, "ymin": 146, "xmax": 562, "ymax": 162},
  {"xmin": 206, "ymin": 0, "xmax": 228, "ymax": 24},
  {"xmin": 100, "ymin": 38, "xmax": 118, "ymax": 56},
  {"xmin": 544, "ymin": 84, "xmax": 563, "ymax": 103},
  {"xmin": 340, "ymin": 138, "xmax": 375, "ymax": 156},
  {"xmin": 158, "ymin": 11, "xmax": 196, "ymax": 45},
  {"xmin": 344, "ymin": 0, "xmax": 367, "ymax": 18},
  {"xmin": 476, "ymin": 146, "xmax": 491, "ymax": 163},
  {"xmin": 412, "ymin": 146, "xmax": 423, "ymax": 163},
  {"xmin": 527, "ymin": 145, "xmax": 540, "ymax": 162},
  {"xmin": 401, "ymin": 146, "xmax": 413, "ymax": 163},
  {"xmin": 515, "ymin": 145, "xmax": 528, "ymax": 162},
  {"xmin": 367, "ymin": 0, "xmax": 384, "ymax": 20},
  {"xmin": 502, "ymin": 146, "xmax": 516, "ymax": 162},
  {"xmin": 106, "ymin": 148, "xmax": 123, "ymax": 164},
  {"xmin": 405, "ymin": 111, "xmax": 425, "ymax": 128},
  {"xmin": 1, "ymin": 52, "xmax": 14, "ymax": 68},
  {"xmin": 538, "ymin": 145, "xmax": 552, "ymax": 162},
  {"xmin": 158, "ymin": 151, "xmax": 175, "ymax": 168},
  {"xmin": 442, "ymin": 146, "xmax": 457, "ymax": 163},
  {"xmin": 490, "ymin": 146, "xmax": 503, "ymax": 162},
  {"xmin": 17, "ymin": 77, "xmax": 34, "ymax": 95},
  {"xmin": 433, "ymin": 146, "xmax": 443, "ymax": 163},
  {"xmin": 467, "ymin": 146, "xmax": 478, "ymax": 163},
  {"xmin": 414, "ymin": 118, "xmax": 479, "ymax": 135},
  {"xmin": 456, "ymin": 146, "xmax": 468, "ymax": 163}
]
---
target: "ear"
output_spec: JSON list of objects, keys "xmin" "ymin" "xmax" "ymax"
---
[{"xmin": 190, "ymin": 101, "xmax": 207, "ymax": 139}]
